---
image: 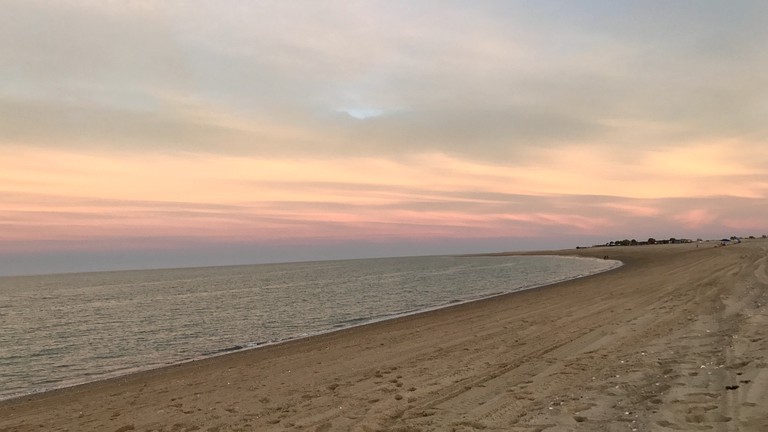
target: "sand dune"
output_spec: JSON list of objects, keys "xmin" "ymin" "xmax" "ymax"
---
[{"xmin": 2, "ymin": 240, "xmax": 767, "ymax": 431}]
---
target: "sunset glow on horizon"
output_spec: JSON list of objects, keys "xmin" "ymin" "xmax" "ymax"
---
[{"xmin": 2, "ymin": 1, "xmax": 768, "ymax": 275}]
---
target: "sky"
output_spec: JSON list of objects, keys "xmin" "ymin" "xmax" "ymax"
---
[{"xmin": 2, "ymin": 1, "xmax": 768, "ymax": 276}]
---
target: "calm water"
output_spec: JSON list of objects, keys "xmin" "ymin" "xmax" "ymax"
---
[{"xmin": 0, "ymin": 255, "xmax": 620, "ymax": 400}]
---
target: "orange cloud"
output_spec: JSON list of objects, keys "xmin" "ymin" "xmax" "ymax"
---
[
  {"xmin": 600, "ymin": 203, "xmax": 661, "ymax": 217},
  {"xmin": 1, "ymin": 141, "xmax": 766, "ymax": 255}
]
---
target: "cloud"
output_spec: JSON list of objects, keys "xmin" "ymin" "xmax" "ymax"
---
[
  {"xmin": 2, "ymin": 145, "xmax": 766, "ymax": 257},
  {"xmin": 672, "ymin": 209, "xmax": 719, "ymax": 229},
  {"xmin": 2, "ymin": 1, "xmax": 768, "ymax": 273},
  {"xmin": 3, "ymin": 0, "xmax": 767, "ymax": 162}
]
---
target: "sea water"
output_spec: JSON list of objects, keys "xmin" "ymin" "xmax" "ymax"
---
[{"xmin": 0, "ymin": 254, "xmax": 620, "ymax": 400}]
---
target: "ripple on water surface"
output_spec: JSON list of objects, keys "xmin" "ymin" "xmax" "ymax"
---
[{"xmin": 0, "ymin": 254, "xmax": 620, "ymax": 399}]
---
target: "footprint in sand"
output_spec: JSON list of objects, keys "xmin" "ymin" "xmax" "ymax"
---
[
  {"xmin": 656, "ymin": 420, "xmax": 683, "ymax": 429},
  {"xmin": 686, "ymin": 413, "xmax": 732, "ymax": 423}
]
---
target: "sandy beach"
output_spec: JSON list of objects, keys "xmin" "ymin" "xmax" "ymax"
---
[{"xmin": 2, "ymin": 240, "xmax": 767, "ymax": 432}]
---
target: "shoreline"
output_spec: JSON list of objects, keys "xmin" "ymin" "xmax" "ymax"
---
[
  {"xmin": 0, "ymin": 254, "xmax": 622, "ymax": 405},
  {"xmin": 2, "ymin": 240, "xmax": 767, "ymax": 431}
]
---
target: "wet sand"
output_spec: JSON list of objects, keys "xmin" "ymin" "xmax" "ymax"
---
[{"xmin": 2, "ymin": 240, "xmax": 767, "ymax": 431}]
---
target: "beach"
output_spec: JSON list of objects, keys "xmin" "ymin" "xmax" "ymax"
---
[{"xmin": 2, "ymin": 240, "xmax": 767, "ymax": 431}]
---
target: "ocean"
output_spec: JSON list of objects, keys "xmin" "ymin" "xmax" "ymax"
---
[{"xmin": 0, "ymin": 254, "xmax": 620, "ymax": 400}]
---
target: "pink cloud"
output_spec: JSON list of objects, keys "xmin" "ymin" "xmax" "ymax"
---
[
  {"xmin": 721, "ymin": 217, "xmax": 766, "ymax": 231},
  {"xmin": 672, "ymin": 209, "xmax": 718, "ymax": 228}
]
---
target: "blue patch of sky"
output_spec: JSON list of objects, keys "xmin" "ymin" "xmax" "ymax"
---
[{"xmin": 339, "ymin": 107, "xmax": 389, "ymax": 119}]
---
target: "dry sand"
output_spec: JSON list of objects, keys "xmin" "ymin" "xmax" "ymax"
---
[{"xmin": 2, "ymin": 240, "xmax": 768, "ymax": 431}]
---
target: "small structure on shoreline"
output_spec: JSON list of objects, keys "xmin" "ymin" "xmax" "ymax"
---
[{"xmin": 579, "ymin": 235, "xmax": 766, "ymax": 249}]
